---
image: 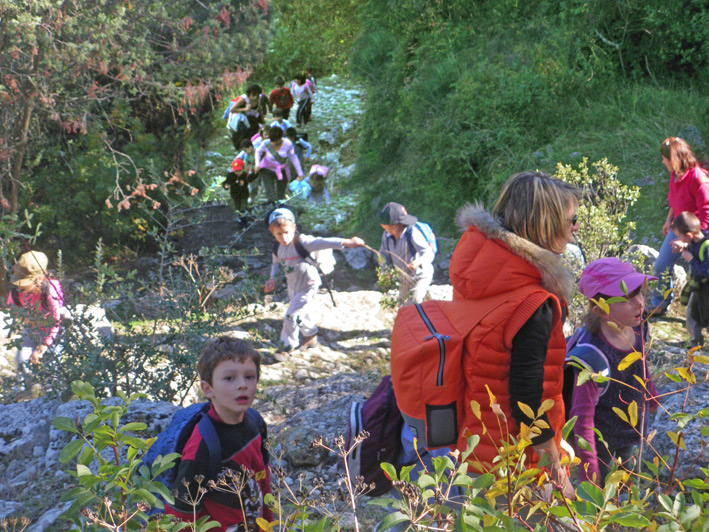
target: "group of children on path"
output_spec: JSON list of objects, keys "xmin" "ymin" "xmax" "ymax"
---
[{"xmin": 222, "ymin": 73, "xmax": 326, "ymax": 210}]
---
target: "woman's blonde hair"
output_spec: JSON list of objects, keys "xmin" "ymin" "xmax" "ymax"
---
[
  {"xmin": 660, "ymin": 137, "xmax": 698, "ymax": 176},
  {"xmin": 493, "ymin": 171, "xmax": 582, "ymax": 251}
]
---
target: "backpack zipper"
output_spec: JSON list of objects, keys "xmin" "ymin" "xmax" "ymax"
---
[{"xmin": 414, "ymin": 304, "xmax": 451, "ymax": 386}]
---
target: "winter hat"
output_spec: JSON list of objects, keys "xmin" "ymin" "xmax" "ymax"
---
[
  {"xmin": 579, "ymin": 257, "xmax": 657, "ymax": 298},
  {"xmin": 231, "ymin": 158, "xmax": 245, "ymax": 172},
  {"xmin": 268, "ymin": 207, "xmax": 296, "ymax": 225},
  {"xmin": 377, "ymin": 202, "xmax": 417, "ymax": 226},
  {"xmin": 12, "ymin": 251, "xmax": 49, "ymax": 292}
]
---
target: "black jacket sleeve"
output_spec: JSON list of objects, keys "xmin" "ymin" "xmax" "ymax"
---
[{"xmin": 509, "ymin": 299, "xmax": 555, "ymax": 444}]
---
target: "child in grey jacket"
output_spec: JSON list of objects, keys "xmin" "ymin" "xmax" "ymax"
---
[
  {"xmin": 264, "ymin": 208, "xmax": 364, "ymax": 359},
  {"xmin": 378, "ymin": 202, "xmax": 435, "ymax": 306}
]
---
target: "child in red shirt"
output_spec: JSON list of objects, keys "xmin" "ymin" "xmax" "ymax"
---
[{"xmin": 268, "ymin": 75, "xmax": 294, "ymax": 121}]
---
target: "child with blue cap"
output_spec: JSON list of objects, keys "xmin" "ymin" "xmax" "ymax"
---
[{"xmin": 264, "ymin": 207, "xmax": 365, "ymax": 360}]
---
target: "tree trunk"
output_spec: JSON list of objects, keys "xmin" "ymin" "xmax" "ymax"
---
[{"xmin": 8, "ymin": 93, "xmax": 35, "ymax": 214}]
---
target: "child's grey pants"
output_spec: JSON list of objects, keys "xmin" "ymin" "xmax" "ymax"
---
[
  {"xmin": 686, "ymin": 293, "xmax": 704, "ymax": 347},
  {"xmin": 281, "ymin": 288, "xmax": 319, "ymax": 348}
]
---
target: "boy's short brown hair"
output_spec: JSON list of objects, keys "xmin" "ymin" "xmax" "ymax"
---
[
  {"xmin": 671, "ymin": 211, "xmax": 701, "ymax": 235},
  {"xmin": 197, "ymin": 334, "xmax": 261, "ymax": 385},
  {"xmin": 269, "ymin": 218, "xmax": 295, "ymax": 232}
]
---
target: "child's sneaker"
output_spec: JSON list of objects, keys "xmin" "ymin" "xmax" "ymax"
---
[{"xmin": 299, "ymin": 334, "xmax": 318, "ymax": 349}]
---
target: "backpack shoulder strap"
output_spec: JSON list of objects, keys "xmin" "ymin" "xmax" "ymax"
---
[
  {"xmin": 293, "ymin": 233, "xmax": 312, "ymax": 261},
  {"xmin": 197, "ymin": 412, "xmax": 223, "ymax": 480},
  {"xmin": 566, "ymin": 342, "xmax": 611, "ymax": 396},
  {"xmin": 264, "ymin": 140, "xmax": 289, "ymax": 164},
  {"xmin": 699, "ymin": 239, "xmax": 709, "ymax": 262},
  {"xmin": 246, "ymin": 408, "xmax": 269, "ymax": 465}
]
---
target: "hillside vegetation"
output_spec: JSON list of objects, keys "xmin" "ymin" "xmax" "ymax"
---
[{"xmin": 341, "ymin": 0, "xmax": 709, "ymax": 243}]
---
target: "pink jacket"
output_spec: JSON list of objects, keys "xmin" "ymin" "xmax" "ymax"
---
[
  {"xmin": 668, "ymin": 166, "xmax": 709, "ymax": 228},
  {"xmin": 255, "ymin": 139, "xmax": 303, "ymax": 180},
  {"xmin": 8, "ymin": 279, "xmax": 65, "ymax": 347}
]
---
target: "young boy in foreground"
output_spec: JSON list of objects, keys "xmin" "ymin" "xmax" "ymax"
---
[
  {"xmin": 166, "ymin": 335, "xmax": 271, "ymax": 531},
  {"xmin": 264, "ymin": 207, "xmax": 364, "ymax": 359},
  {"xmin": 671, "ymin": 211, "xmax": 709, "ymax": 347}
]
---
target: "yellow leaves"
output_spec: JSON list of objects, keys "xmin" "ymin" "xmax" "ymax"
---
[
  {"xmin": 677, "ymin": 367, "xmax": 697, "ymax": 385},
  {"xmin": 256, "ymin": 517, "xmax": 277, "ymax": 531},
  {"xmin": 485, "ymin": 384, "xmax": 497, "ymax": 405},
  {"xmin": 612, "ymin": 407, "xmax": 628, "ymax": 424},
  {"xmin": 628, "ymin": 401, "xmax": 638, "ymax": 427},
  {"xmin": 692, "ymin": 354, "xmax": 709, "ymax": 364},
  {"xmin": 591, "ymin": 297, "xmax": 610, "ymax": 315},
  {"xmin": 470, "ymin": 400, "xmax": 482, "ymax": 420},
  {"xmin": 486, "ymin": 385, "xmax": 506, "ymax": 421},
  {"xmin": 667, "ymin": 431, "xmax": 686, "ymax": 450},
  {"xmin": 613, "ymin": 402, "xmax": 638, "ymax": 427},
  {"xmin": 618, "ymin": 351, "xmax": 642, "ymax": 371},
  {"xmin": 539, "ymin": 399, "xmax": 554, "ymax": 416},
  {"xmin": 517, "ymin": 402, "xmax": 535, "ymax": 420},
  {"xmin": 688, "ymin": 346, "xmax": 704, "ymax": 357}
]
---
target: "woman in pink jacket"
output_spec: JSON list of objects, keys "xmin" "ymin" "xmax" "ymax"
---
[{"xmin": 647, "ymin": 137, "xmax": 709, "ymax": 314}]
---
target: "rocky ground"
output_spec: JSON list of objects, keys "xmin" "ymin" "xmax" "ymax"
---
[{"xmin": 0, "ymin": 76, "xmax": 706, "ymax": 531}]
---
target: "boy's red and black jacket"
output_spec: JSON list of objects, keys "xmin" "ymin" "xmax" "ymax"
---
[{"xmin": 165, "ymin": 404, "xmax": 272, "ymax": 531}]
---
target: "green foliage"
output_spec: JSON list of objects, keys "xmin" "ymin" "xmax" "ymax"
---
[
  {"xmin": 54, "ymin": 380, "xmax": 217, "ymax": 532},
  {"xmin": 556, "ymin": 157, "xmax": 640, "ymax": 261},
  {"xmin": 261, "ymin": 0, "xmax": 360, "ymax": 77},
  {"xmin": 348, "ymin": 0, "xmax": 708, "ymax": 241},
  {"xmin": 1, "ymin": 0, "xmax": 270, "ymax": 263},
  {"xmin": 556, "ymin": 0, "xmax": 709, "ymax": 80}
]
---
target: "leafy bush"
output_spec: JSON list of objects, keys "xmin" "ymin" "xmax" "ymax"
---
[{"xmin": 556, "ymin": 157, "xmax": 640, "ymax": 262}]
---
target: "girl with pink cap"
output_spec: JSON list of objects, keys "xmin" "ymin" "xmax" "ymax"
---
[{"xmin": 568, "ymin": 257, "xmax": 660, "ymax": 485}]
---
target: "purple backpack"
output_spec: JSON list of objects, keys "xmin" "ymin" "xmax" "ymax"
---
[{"xmin": 345, "ymin": 376, "xmax": 403, "ymax": 496}]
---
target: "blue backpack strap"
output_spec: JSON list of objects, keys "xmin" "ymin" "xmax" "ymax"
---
[
  {"xmin": 566, "ymin": 343, "xmax": 611, "ymax": 397},
  {"xmin": 196, "ymin": 412, "xmax": 223, "ymax": 480}
]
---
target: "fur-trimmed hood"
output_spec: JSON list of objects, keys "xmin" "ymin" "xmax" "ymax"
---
[{"xmin": 451, "ymin": 203, "xmax": 574, "ymax": 302}]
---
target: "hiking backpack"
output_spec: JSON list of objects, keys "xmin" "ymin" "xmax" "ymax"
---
[
  {"xmin": 141, "ymin": 402, "xmax": 267, "ymax": 514},
  {"xmin": 345, "ymin": 376, "xmax": 404, "ymax": 496},
  {"xmin": 563, "ymin": 326, "xmax": 612, "ymax": 415},
  {"xmin": 390, "ymin": 291, "xmax": 541, "ymax": 450},
  {"xmin": 383, "ymin": 221, "xmax": 437, "ymax": 267}
]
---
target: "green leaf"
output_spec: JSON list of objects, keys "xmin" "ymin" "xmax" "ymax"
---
[
  {"xmin": 417, "ymin": 474, "xmax": 436, "ymax": 489},
  {"xmin": 611, "ymin": 514, "xmax": 652, "ymax": 527},
  {"xmin": 133, "ymin": 488, "xmax": 157, "ymax": 506},
  {"xmin": 194, "ymin": 516, "xmax": 221, "ymax": 532},
  {"xmin": 472, "ymin": 473, "xmax": 495, "ymax": 490},
  {"xmin": 52, "ymin": 416, "xmax": 78, "ymax": 433},
  {"xmin": 119, "ymin": 422, "xmax": 148, "ymax": 433},
  {"xmin": 59, "ymin": 439, "xmax": 85, "ymax": 464},
  {"xmin": 123, "ymin": 436, "xmax": 150, "ymax": 450},
  {"xmin": 576, "ymin": 481, "xmax": 604, "ymax": 508},
  {"xmin": 380, "ymin": 462, "xmax": 397, "ymax": 483},
  {"xmin": 377, "ymin": 511, "xmax": 409, "ymax": 530},
  {"xmin": 151, "ymin": 481, "xmax": 174, "ymax": 504},
  {"xmin": 562, "ymin": 416, "xmax": 577, "ymax": 440},
  {"xmin": 76, "ymin": 464, "xmax": 92, "ymax": 478}
]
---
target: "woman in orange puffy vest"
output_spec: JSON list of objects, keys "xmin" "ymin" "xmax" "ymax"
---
[{"xmin": 449, "ymin": 171, "xmax": 581, "ymax": 498}]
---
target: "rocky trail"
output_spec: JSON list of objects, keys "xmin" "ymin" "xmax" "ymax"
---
[{"xmin": 0, "ymin": 77, "xmax": 706, "ymax": 531}]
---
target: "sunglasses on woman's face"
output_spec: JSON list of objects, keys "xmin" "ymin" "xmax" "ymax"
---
[{"xmin": 569, "ymin": 215, "xmax": 578, "ymax": 225}]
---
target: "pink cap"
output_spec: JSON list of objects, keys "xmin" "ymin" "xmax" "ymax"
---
[{"xmin": 579, "ymin": 257, "xmax": 657, "ymax": 298}]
